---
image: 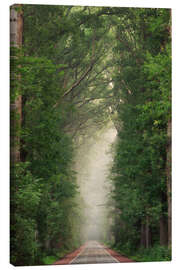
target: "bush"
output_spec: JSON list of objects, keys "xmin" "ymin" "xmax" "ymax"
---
[
  {"xmin": 42, "ymin": 256, "xmax": 58, "ymax": 265},
  {"xmin": 132, "ymin": 245, "xmax": 171, "ymax": 262},
  {"xmin": 10, "ymin": 162, "xmax": 42, "ymax": 266}
]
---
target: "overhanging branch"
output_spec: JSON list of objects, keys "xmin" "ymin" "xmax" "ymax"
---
[{"xmin": 53, "ymin": 31, "xmax": 96, "ymax": 109}]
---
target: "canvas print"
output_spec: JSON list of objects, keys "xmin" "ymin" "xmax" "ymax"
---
[{"xmin": 10, "ymin": 4, "xmax": 171, "ymax": 266}]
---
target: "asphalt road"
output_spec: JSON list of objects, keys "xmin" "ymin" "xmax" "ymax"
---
[{"xmin": 70, "ymin": 241, "xmax": 119, "ymax": 264}]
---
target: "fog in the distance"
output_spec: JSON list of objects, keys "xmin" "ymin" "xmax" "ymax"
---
[{"xmin": 75, "ymin": 125, "xmax": 117, "ymax": 242}]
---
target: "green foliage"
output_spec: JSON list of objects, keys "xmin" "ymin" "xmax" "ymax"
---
[
  {"xmin": 10, "ymin": 18, "xmax": 82, "ymax": 264},
  {"xmin": 10, "ymin": 47, "xmax": 22, "ymax": 103},
  {"xmin": 10, "ymin": 162, "xmax": 41, "ymax": 266},
  {"xmin": 10, "ymin": 4, "xmax": 171, "ymax": 265},
  {"xmin": 110, "ymin": 242, "xmax": 171, "ymax": 262},
  {"xmin": 109, "ymin": 7, "xmax": 171, "ymax": 261},
  {"xmin": 42, "ymin": 256, "xmax": 58, "ymax": 265},
  {"xmin": 132, "ymin": 245, "xmax": 171, "ymax": 262}
]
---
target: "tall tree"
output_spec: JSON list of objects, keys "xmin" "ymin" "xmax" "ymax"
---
[{"xmin": 110, "ymin": 7, "xmax": 171, "ymax": 255}]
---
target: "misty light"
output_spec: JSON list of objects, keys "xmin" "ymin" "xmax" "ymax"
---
[{"xmin": 75, "ymin": 125, "xmax": 117, "ymax": 242}]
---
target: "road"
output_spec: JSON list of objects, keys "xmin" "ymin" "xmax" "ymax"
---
[
  {"xmin": 53, "ymin": 240, "xmax": 134, "ymax": 265},
  {"xmin": 69, "ymin": 241, "xmax": 119, "ymax": 264}
]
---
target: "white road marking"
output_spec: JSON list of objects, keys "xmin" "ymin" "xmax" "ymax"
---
[
  {"xmin": 69, "ymin": 244, "xmax": 87, "ymax": 264},
  {"xmin": 69, "ymin": 241, "xmax": 119, "ymax": 264},
  {"xmin": 99, "ymin": 243, "xmax": 120, "ymax": 263}
]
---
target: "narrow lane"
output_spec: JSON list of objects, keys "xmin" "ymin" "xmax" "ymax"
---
[
  {"xmin": 69, "ymin": 241, "xmax": 119, "ymax": 264},
  {"xmin": 53, "ymin": 240, "xmax": 134, "ymax": 265}
]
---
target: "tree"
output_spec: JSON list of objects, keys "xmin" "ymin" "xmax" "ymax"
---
[{"xmin": 110, "ymin": 7, "xmax": 171, "ymax": 256}]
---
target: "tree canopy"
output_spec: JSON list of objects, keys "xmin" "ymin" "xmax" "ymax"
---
[{"xmin": 10, "ymin": 5, "xmax": 171, "ymax": 265}]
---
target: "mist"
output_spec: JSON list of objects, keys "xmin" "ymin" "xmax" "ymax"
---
[{"xmin": 75, "ymin": 124, "xmax": 117, "ymax": 242}]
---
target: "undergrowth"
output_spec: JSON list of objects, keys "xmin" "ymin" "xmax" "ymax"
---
[
  {"xmin": 131, "ymin": 245, "xmax": 171, "ymax": 262},
  {"xmin": 110, "ymin": 243, "xmax": 171, "ymax": 262}
]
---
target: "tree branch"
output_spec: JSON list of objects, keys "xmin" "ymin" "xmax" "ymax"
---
[
  {"xmin": 63, "ymin": 62, "xmax": 94, "ymax": 98},
  {"xmin": 53, "ymin": 31, "xmax": 96, "ymax": 108}
]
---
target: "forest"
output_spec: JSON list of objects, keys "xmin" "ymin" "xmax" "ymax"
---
[{"xmin": 10, "ymin": 4, "xmax": 171, "ymax": 265}]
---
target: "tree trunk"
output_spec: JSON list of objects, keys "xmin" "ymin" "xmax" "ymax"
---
[
  {"xmin": 145, "ymin": 216, "xmax": 150, "ymax": 248},
  {"xmin": 20, "ymin": 95, "xmax": 27, "ymax": 162},
  {"xmin": 140, "ymin": 222, "xmax": 146, "ymax": 247},
  {"xmin": 10, "ymin": 5, "xmax": 23, "ymax": 163},
  {"xmin": 166, "ymin": 119, "xmax": 171, "ymax": 247},
  {"xmin": 160, "ymin": 215, "xmax": 168, "ymax": 245},
  {"xmin": 166, "ymin": 8, "xmax": 172, "ymax": 249}
]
